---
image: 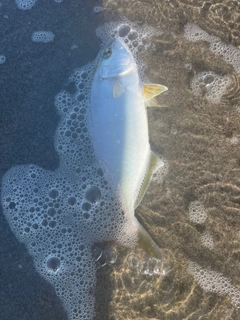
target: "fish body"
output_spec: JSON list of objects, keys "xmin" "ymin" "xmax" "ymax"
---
[
  {"xmin": 91, "ymin": 39, "xmax": 149, "ymax": 209},
  {"xmin": 91, "ymin": 38, "xmax": 167, "ymax": 257}
]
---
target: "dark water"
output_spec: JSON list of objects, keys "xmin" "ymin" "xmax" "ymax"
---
[
  {"xmin": 0, "ymin": 1, "xmax": 99, "ymax": 319},
  {"xmin": 1, "ymin": 0, "xmax": 240, "ymax": 319}
]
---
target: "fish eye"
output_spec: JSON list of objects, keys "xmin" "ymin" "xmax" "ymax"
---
[{"xmin": 103, "ymin": 47, "xmax": 112, "ymax": 59}]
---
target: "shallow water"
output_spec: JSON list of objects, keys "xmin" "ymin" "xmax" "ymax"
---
[{"xmin": 1, "ymin": 0, "xmax": 240, "ymax": 319}]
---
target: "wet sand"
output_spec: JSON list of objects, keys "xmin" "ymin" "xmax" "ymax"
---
[{"xmin": 94, "ymin": 1, "xmax": 240, "ymax": 319}]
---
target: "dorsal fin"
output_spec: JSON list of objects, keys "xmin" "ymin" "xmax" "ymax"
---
[
  {"xmin": 143, "ymin": 84, "xmax": 168, "ymax": 101},
  {"xmin": 134, "ymin": 151, "xmax": 162, "ymax": 209}
]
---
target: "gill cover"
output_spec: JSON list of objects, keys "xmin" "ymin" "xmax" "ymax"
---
[{"xmin": 99, "ymin": 39, "xmax": 134, "ymax": 79}]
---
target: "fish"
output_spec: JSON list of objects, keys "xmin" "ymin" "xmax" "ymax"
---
[{"xmin": 90, "ymin": 38, "xmax": 167, "ymax": 259}]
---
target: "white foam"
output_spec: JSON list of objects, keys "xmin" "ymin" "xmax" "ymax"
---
[
  {"xmin": 184, "ymin": 23, "xmax": 240, "ymax": 76},
  {"xmin": 230, "ymin": 136, "xmax": 239, "ymax": 145},
  {"xmin": 188, "ymin": 261, "xmax": 240, "ymax": 308},
  {"xmin": 200, "ymin": 231, "xmax": 214, "ymax": 250},
  {"xmin": 93, "ymin": 6, "xmax": 105, "ymax": 13},
  {"xmin": 151, "ymin": 157, "xmax": 168, "ymax": 183},
  {"xmin": 191, "ymin": 71, "xmax": 232, "ymax": 104},
  {"xmin": 0, "ymin": 55, "xmax": 6, "ymax": 64},
  {"xmin": 15, "ymin": 0, "xmax": 37, "ymax": 10},
  {"xmin": 32, "ymin": 31, "xmax": 55, "ymax": 43},
  {"xmin": 189, "ymin": 201, "xmax": 207, "ymax": 224}
]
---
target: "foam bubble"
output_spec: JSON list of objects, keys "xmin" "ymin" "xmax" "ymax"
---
[
  {"xmin": 188, "ymin": 261, "xmax": 240, "ymax": 308},
  {"xmin": 191, "ymin": 71, "xmax": 232, "ymax": 104},
  {"xmin": 200, "ymin": 231, "xmax": 214, "ymax": 250},
  {"xmin": 127, "ymin": 253, "xmax": 162, "ymax": 276},
  {"xmin": 92, "ymin": 244, "xmax": 117, "ymax": 268},
  {"xmin": 152, "ymin": 157, "xmax": 168, "ymax": 183},
  {"xmin": 32, "ymin": 31, "xmax": 55, "ymax": 43},
  {"xmin": 47, "ymin": 256, "xmax": 61, "ymax": 272},
  {"xmin": 15, "ymin": 0, "xmax": 37, "ymax": 10},
  {"xmin": 184, "ymin": 24, "xmax": 212, "ymax": 43},
  {"xmin": 93, "ymin": 6, "xmax": 104, "ymax": 13},
  {"xmin": 0, "ymin": 55, "xmax": 6, "ymax": 64},
  {"xmin": 84, "ymin": 186, "xmax": 101, "ymax": 204},
  {"xmin": 103, "ymin": 246, "xmax": 117, "ymax": 265},
  {"xmin": 184, "ymin": 23, "xmax": 240, "ymax": 76},
  {"xmin": 230, "ymin": 136, "xmax": 239, "ymax": 145},
  {"xmin": 184, "ymin": 63, "xmax": 192, "ymax": 71},
  {"xmin": 189, "ymin": 201, "xmax": 207, "ymax": 224}
]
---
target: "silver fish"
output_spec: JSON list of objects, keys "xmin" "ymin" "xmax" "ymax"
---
[{"xmin": 91, "ymin": 38, "xmax": 167, "ymax": 258}]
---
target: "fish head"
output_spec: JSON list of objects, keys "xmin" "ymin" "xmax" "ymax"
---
[{"xmin": 96, "ymin": 38, "xmax": 135, "ymax": 80}]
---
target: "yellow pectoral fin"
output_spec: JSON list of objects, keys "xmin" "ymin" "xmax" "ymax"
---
[{"xmin": 143, "ymin": 84, "xmax": 168, "ymax": 101}]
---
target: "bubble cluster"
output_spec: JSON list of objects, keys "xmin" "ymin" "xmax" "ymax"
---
[
  {"xmin": 32, "ymin": 31, "xmax": 55, "ymax": 43},
  {"xmin": 184, "ymin": 24, "xmax": 211, "ymax": 43},
  {"xmin": 15, "ymin": 0, "xmax": 37, "ymax": 10},
  {"xmin": 200, "ymin": 231, "xmax": 214, "ymax": 250},
  {"xmin": 92, "ymin": 244, "xmax": 117, "ymax": 268},
  {"xmin": 151, "ymin": 157, "xmax": 168, "ymax": 183},
  {"xmin": 1, "ymin": 61, "xmax": 125, "ymax": 319},
  {"xmin": 230, "ymin": 136, "xmax": 239, "ymax": 145},
  {"xmin": 0, "ymin": 55, "xmax": 6, "ymax": 64},
  {"xmin": 93, "ymin": 6, "xmax": 105, "ymax": 13},
  {"xmin": 188, "ymin": 261, "xmax": 240, "ymax": 308},
  {"xmin": 184, "ymin": 23, "xmax": 240, "ymax": 76},
  {"xmin": 127, "ymin": 253, "xmax": 162, "ymax": 276},
  {"xmin": 1, "ymin": 20, "xmax": 161, "ymax": 320},
  {"xmin": 188, "ymin": 201, "xmax": 207, "ymax": 224},
  {"xmin": 191, "ymin": 71, "xmax": 232, "ymax": 104}
]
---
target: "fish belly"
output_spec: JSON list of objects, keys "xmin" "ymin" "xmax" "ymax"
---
[{"xmin": 91, "ymin": 75, "xmax": 150, "ymax": 208}]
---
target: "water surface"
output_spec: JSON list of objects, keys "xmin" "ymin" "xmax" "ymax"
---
[{"xmin": 1, "ymin": 0, "xmax": 240, "ymax": 319}]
